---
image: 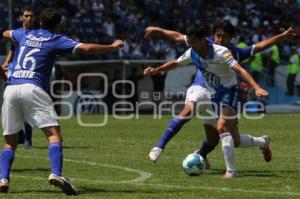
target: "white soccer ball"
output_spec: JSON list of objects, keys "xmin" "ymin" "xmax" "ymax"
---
[{"xmin": 182, "ymin": 153, "xmax": 205, "ymax": 176}]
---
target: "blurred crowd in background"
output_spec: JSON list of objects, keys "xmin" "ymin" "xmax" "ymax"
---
[
  {"xmin": 0, "ymin": 0, "xmax": 300, "ymax": 96},
  {"xmin": 0, "ymin": 0, "xmax": 299, "ymax": 59}
]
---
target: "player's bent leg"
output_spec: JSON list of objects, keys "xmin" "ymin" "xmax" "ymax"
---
[
  {"xmin": 195, "ymin": 124, "xmax": 219, "ymax": 169},
  {"xmin": 0, "ymin": 133, "xmax": 19, "ymax": 193},
  {"xmin": 149, "ymin": 102, "xmax": 195, "ymax": 162},
  {"xmin": 232, "ymin": 125, "xmax": 272, "ymax": 162},
  {"xmin": 42, "ymin": 126, "xmax": 78, "ymax": 195}
]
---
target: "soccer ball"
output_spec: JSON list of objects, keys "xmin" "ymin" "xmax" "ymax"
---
[{"xmin": 182, "ymin": 153, "xmax": 205, "ymax": 176}]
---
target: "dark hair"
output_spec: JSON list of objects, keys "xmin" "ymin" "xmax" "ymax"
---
[
  {"xmin": 186, "ymin": 24, "xmax": 211, "ymax": 40},
  {"xmin": 20, "ymin": 6, "xmax": 35, "ymax": 16},
  {"xmin": 213, "ymin": 20, "xmax": 235, "ymax": 36},
  {"xmin": 40, "ymin": 7, "xmax": 62, "ymax": 30}
]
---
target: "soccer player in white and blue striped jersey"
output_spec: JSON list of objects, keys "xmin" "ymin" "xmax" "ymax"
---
[
  {"xmin": 144, "ymin": 24, "xmax": 270, "ymax": 178},
  {"xmin": 144, "ymin": 21, "xmax": 296, "ymax": 169},
  {"xmin": 0, "ymin": 7, "xmax": 124, "ymax": 194}
]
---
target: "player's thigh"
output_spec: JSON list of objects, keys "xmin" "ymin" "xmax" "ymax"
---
[
  {"xmin": 178, "ymin": 101, "xmax": 196, "ymax": 120},
  {"xmin": 217, "ymin": 106, "xmax": 237, "ymax": 132},
  {"xmin": 1, "ymin": 85, "xmax": 24, "ymax": 135},
  {"xmin": 21, "ymin": 84, "xmax": 59, "ymax": 128}
]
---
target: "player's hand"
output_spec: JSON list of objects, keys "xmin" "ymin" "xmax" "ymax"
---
[
  {"xmin": 0, "ymin": 65, "xmax": 7, "ymax": 81},
  {"xmin": 143, "ymin": 67, "xmax": 157, "ymax": 75},
  {"xmin": 282, "ymin": 26, "xmax": 297, "ymax": 40},
  {"xmin": 255, "ymin": 87, "xmax": 269, "ymax": 97},
  {"xmin": 112, "ymin": 40, "xmax": 124, "ymax": 49},
  {"xmin": 144, "ymin": 26, "xmax": 159, "ymax": 40}
]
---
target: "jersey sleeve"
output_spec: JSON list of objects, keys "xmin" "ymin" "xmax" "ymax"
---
[
  {"xmin": 11, "ymin": 29, "xmax": 25, "ymax": 43},
  {"xmin": 55, "ymin": 35, "xmax": 82, "ymax": 54},
  {"xmin": 176, "ymin": 48, "xmax": 193, "ymax": 66},
  {"xmin": 236, "ymin": 45, "xmax": 255, "ymax": 62},
  {"xmin": 223, "ymin": 49, "xmax": 238, "ymax": 68}
]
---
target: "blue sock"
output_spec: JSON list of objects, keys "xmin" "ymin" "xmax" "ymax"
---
[
  {"xmin": 48, "ymin": 142, "xmax": 63, "ymax": 176},
  {"xmin": 198, "ymin": 139, "xmax": 217, "ymax": 159},
  {"xmin": 24, "ymin": 122, "xmax": 32, "ymax": 143},
  {"xmin": 156, "ymin": 117, "xmax": 187, "ymax": 149},
  {"xmin": 0, "ymin": 148, "xmax": 14, "ymax": 179}
]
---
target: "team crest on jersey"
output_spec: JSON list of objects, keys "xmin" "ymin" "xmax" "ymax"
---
[{"xmin": 203, "ymin": 70, "xmax": 220, "ymax": 88}]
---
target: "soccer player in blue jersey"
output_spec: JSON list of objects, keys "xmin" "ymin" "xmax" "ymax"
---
[
  {"xmin": 144, "ymin": 24, "xmax": 271, "ymax": 178},
  {"xmin": 144, "ymin": 21, "xmax": 296, "ymax": 168},
  {"xmin": 0, "ymin": 8, "xmax": 124, "ymax": 194},
  {"xmin": 1, "ymin": 7, "xmax": 37, "ymax": 149}
]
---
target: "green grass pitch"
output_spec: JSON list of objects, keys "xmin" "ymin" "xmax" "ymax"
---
[{"xmin": 1, "ymin": 114, "xmax": 300, "ymax": 199}]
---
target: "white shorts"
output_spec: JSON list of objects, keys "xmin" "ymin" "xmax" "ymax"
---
[
  {"xmin": 185, "ymin": 85, "xmax": 217, "ymax": 127},
  {"xmin": 2, "ymin": 84, "xmax": 59, "ymax": 135}
]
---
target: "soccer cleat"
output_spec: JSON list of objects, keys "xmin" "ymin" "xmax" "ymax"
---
[
  {"xmin": 149, "ymin": 147, "xmax": 163, "ymax": 163},
  {"xmin": 222, "ymin": 170, "xmax": 240, "ymax": 179},
  {"xmin": 48, "ymin": 174, "xmax": 78, "ymax": 195},
  {"xmin": 261, "ymin": 135, "xmax": 272, "ymax": 162},
  {"xmin": 0, "ymin": 178, "xmax": 9, "ymax": 193},
  {"xmin": 24, "ymin": 140, "xmax": 32, "ymax": 149},
  {"xmin": 193, "ymin": 148, "xmax": 211, "ymax": 169}
]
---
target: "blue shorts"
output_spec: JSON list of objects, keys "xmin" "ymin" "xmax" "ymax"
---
[{"xmin": 212, "ymin": 85, "xmax": 242, "ymax": 114}]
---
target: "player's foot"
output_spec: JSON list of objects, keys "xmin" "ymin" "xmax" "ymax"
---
[
  {"xmin": 149, "ymin": 147, "xmax": 163, "ymax": 163},
  {"xmin": 193, "ymin": 148, "xmax": 211, "ymax": 169},
  {"xmin": 0, "ymin": 178, "xmax": 9, "ymax": 193},
  {"xmin": 261, "ymin": 135, "xmax": 272, "ymax": 162},
  {"xmin": 203, "ymin": 159, "xmax": 211, "ymax": 170},
  {"xmin": 48, "ymin": 174, "xmax": 78, "ymax": 195},
  {"xmin": 222, "ymin": 170, "xmax": 240, "ymax": 179}
]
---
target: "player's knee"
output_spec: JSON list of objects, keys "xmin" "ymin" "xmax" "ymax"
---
[{"xmin": 216, "ymin": 122, "xmax": 227, "ymax": 133}]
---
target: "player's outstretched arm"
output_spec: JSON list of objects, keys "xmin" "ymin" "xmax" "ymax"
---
[
  {"xmin": 2, "ymin": 51, "xmax": 13, "ymax": 69},
  {"xmin": 2, "ymin": 30, "xmax": 12, "ymax": 39},
  {"xmin": 75, "ymin": 40, "xmax": 124, "ymax": 54},
  {"xmin": 232, "ymin": 64, "xmax": 269, "ymax": 97},
  {"xmin": 144, "ymin": 26, "xmax": 186, "ymax": 44},
  {"xmin": 144, "ymin": 60, "xmax": 179, "ymax": 76},
  {"xmin": 253, "ymin": 27, "xmax": 297, "ymax": 54}
]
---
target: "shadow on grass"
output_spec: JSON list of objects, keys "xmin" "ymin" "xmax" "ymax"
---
[
  {"xmin": 207, "ymin": 168, "xmax": 300, "ymax": 179},
  {"xmin": 31, "ymin": 145, "xmax": 91, "ymax": 149},
  {"xmin": 9, "ymin": 189, "xmax": 62, "ymax": 194},
  {"xmin": 78, "ymin": 186, "xmax": 180, "ymax": 194},
  {"xmin": 240, "ymin": 169, "xmax": 300, "ymax": 178},
  {"xmin": 12, "ymin": 168, "xmax": 49, "ymax": 173}
]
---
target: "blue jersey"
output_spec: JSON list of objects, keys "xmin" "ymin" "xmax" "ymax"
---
[
  {"xmin": 8, "ymin": 28, "xmax": 81, "ymax": 90},
  {"xmin": 9, "ymin": 28, "xmax": 23, "ymax": 75}
]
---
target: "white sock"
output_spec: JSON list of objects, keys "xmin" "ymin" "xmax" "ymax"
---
[
  {"xmin": 240, "ymin": 134, "xmax": 265, "ymax": 148},
  {"xmin": 220, "ymin": 132, "xmax": 236, "ymax": 172}
]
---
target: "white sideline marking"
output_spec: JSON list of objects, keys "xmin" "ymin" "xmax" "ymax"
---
[
  {"xmin": 15, "ymin": 155, "xmax": 152, "ymax": 184},
  {"xmin": 13, "ymin": 156, "xmax": 300, "ymax": 196}
]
